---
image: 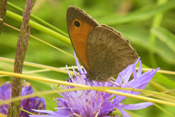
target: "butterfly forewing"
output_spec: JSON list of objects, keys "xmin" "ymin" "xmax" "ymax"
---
[{"xmin": 67, "ymin": 6, "xmax": 98, "ymax": 71}]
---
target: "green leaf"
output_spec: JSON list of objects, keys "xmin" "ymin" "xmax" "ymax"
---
[
  {"xmin": 116, "ymin": 25, "xmax": 175, "ymax": 64},
  {"xmin": 151, "ymin": 27, "xmax": 175, "ymax": 53},
  {"xmin": 99, "ymin": 1, "xmax": 175, "ymax": 25}
]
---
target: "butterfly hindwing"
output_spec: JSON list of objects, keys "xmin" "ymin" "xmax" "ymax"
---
[{"xmin": 86, "ymin": 26, "xmax": 138, "ymax": 81}]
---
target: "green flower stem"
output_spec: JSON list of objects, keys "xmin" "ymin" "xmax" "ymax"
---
[
  {"xmin": 8, "ymin": 0, "xmax": 35, "ymax": 116},
  {"xmin": 6, "ymin": 10, "xmax": 71, "ymax": 46}
]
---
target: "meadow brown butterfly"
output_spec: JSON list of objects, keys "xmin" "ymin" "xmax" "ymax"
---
[{"xmin": 67, "ymin": 6, "xmax": 138, "ymax": 82}]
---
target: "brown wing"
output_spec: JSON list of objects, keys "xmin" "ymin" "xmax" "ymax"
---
[
  {"xmin": 67, "ymin": 6, "xmax": 98, "ymax": 71},
  {"xmin": 86, "ymin": 26, "xmax": 138, "ymax": 82}
]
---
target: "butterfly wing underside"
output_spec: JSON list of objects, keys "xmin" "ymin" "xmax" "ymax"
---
[
  {"xmin": 86, "ymin": 26, "xmax": 138, "ymax": 82},
  {"xmin": 67, "ymin": 6, "xmax": 98, "ymax": 71}
]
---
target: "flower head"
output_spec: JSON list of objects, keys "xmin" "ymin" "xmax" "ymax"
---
[
  {"xmin": 30, "ymin": 56, "xmax": 159, "ymax": 117},
  {"xmin": 0, "ymin": 82, "xmax": 46, "ymax": 117}
]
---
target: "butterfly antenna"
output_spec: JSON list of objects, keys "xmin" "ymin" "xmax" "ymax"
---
[
  {"xmin": 108, "ymin": 80, "xmax": 120, "ymax": 87},
  {"xmin": 118, "ymin": 74, "xmax": 134, "ymax": 91},
  {"xmin": 78, "ymin": 78, "xmax": 88, "ymax": 98},
  {"xmin": 57, "ymin": 84, "xmax": 60, "ymax": 88}
]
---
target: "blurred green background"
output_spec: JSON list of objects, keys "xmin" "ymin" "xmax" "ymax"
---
[{"xmin": 0, "ymin": 0, "xmax": 175, "ymax": 117}]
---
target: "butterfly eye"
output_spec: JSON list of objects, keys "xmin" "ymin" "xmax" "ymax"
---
[{"xmin": 74, "ymin": 21, "xmax": 80, "ymax": 27}]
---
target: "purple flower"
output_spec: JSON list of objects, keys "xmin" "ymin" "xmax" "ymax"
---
[
  {"xmin": 0, "ymin": 82, "xmax": 46, "ymax": 117},
  {"xmin": 30, "ymin": 56, "xmax": 159, "ymax": 117}
]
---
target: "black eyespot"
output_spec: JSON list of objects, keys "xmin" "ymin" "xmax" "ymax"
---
[
  {"xmin": 74, "ymin": 21, "xmax": 80, "ymax": 27},
  {"xmin": 99, "ymin": 38, "xmax": 101, "ymax": 41}
]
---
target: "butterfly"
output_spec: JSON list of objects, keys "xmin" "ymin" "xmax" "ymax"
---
[{"xmin": 67, "ymin": 6, "xmax": 138, "ymax": 82}]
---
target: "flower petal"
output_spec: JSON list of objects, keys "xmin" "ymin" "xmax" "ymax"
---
[
  {"xmin": 118, "ymin": 102, "xmax": 153, "ymax": 110},
  {"xmin": 117, "ymin": 107, "xmax": 131, "ymax": 117}
]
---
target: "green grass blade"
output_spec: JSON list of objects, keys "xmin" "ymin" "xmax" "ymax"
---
[
  {"xmin": 7, "ymin": 1, "xmax": 68, "ymax": 37},
  {"xmin": 6, "ymin": 10, "xmax": 71, "ymax": 46}
]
